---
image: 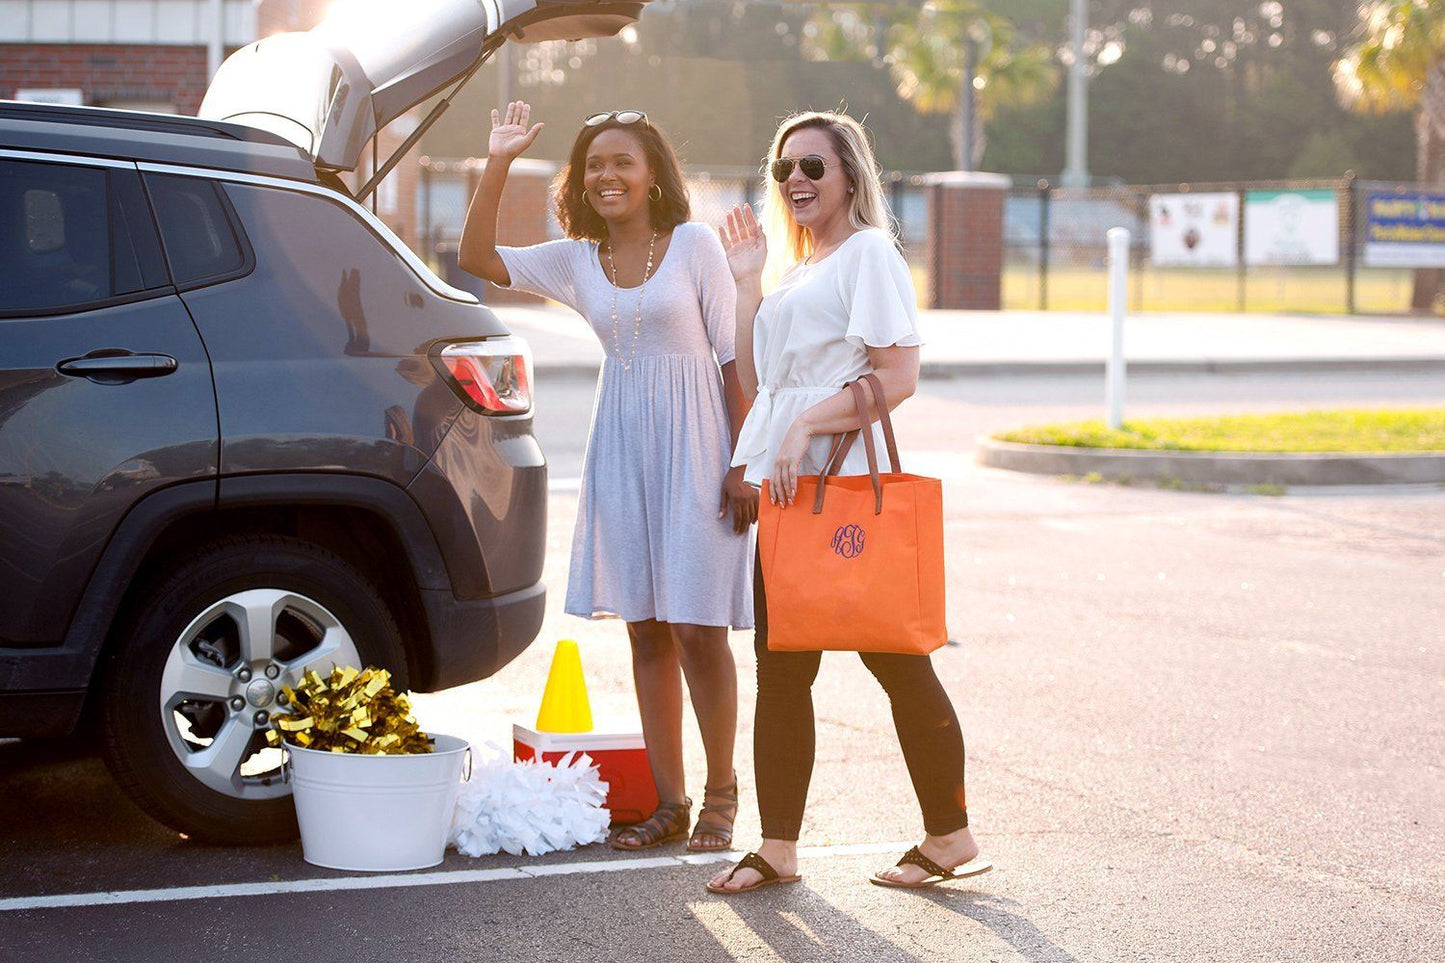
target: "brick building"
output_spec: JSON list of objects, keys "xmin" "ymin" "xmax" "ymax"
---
[
  {"xmin": 1, "ymin": 0, "xmax": 427, "ymax": 251},
  {"xmin": 0, "ymin": 0, "xmax": 260, "ymax": 114}
]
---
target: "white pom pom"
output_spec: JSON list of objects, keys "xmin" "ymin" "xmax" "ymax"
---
[{"xmin": 449, "ymin": 743, "xmax": 613, "ymax": 857}]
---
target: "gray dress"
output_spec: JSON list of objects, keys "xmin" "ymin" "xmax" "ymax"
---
[{"xmin": 499, "ymin": 222, "xmax": 754, "ymax": 628}]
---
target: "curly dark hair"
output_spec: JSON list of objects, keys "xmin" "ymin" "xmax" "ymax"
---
[{"xmin": 553, "ymin": 117, "xmax": 691, "ymax": 242}]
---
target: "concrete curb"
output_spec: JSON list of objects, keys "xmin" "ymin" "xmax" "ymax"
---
[
  {"xmin": 976, "ymin": 437, "xmax": 1445, "ymax": 487},
  {"xmin": 534, "ymin": 357, "xmax": 1445, "ymax": 381}
]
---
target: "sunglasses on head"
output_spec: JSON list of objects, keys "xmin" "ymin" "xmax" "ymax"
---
[
  {"xmin": 771, "ymin": 154, "xmax": 834, "ymax": 182},
  {"xmin": 585, "ymin": 109, "xmax": 648, "ymax": 127}
]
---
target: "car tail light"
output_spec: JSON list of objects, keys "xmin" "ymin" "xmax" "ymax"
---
[{"xmin": 435, "ymin": 338, "xmax": 533, "ymax": 415}]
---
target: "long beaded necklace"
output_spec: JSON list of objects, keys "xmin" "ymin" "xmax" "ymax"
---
[{"xmin": 604, "ymin": 229, "xmax": 658, "ymax": 371}]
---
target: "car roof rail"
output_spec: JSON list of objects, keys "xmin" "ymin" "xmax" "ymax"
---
[{"xmin": 0, "ymin": 100, "xmax": 296, "ymax": 148}]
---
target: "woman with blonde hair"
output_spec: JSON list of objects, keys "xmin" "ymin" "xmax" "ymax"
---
[
  {"xmin": 459, "ymin": 103, "xmax": 756, "ymax": 852},
  {"xmin": 706, "ymin": 110, "xmax": 990, "ymax": 893}
]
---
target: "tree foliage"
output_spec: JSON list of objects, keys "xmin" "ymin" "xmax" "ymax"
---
[
  {"xmin": 803, "ymin": 2, "xmax": 1058, "ymax": 167},
  {"xmin": 1334, "ymin": 0, "xmax": 1445, "ymax": 114},
  {"xmin": 420, "ymin": 1, "xmax": 1417, "ymax": 182},
  {"xmin": 983, "ymin": 0, "xmax": 1416, "ymax": 181}
]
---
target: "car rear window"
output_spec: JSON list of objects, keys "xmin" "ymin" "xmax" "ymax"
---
[
  {"xmin": 145, "ymin": 174, "xmax": 247, "ymax": 287},
  {"xmin": 0, "ymin": 159, "xmax": 156, "ymax": 314}
]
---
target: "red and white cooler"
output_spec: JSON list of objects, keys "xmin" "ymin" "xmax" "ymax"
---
[{"xmin": 512, "ymin": 725, "xmax": 658, "ymax": 825}]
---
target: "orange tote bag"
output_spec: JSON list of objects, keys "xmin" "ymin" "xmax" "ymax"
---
[{"xmin": 757, "ymin": 374, "xmax": 947, "ymax": 654}]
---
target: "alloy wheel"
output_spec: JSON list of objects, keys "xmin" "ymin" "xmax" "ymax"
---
[{"xmin": 157, "ymin": 589, "xmax": 361, "ymax": 799}]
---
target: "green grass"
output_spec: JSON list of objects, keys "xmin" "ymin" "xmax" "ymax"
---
[
  {"xmin": 908, "ymin": 264, "xmax": 1422, "ymax": 314},
  {"xmin": 999, "ymin": 264, "xmax": 1419, "ymax": 314},
  {"xmin": 996, "ymin": 408, "xmax": 1445, "ymax": 453}
]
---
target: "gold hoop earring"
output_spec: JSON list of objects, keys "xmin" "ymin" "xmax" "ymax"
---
[
  {"xmin": 649, "ymin": 184, "xmax": 663, "ymax": 202},
  {"xmin": 582, "ymin": 191, "xmax": 594, "ymax": 209}
]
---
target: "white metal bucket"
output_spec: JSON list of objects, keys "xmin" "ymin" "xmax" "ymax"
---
[{"xmin": 287, "ymin": 734, "xmax": 470, "ymax": 872}]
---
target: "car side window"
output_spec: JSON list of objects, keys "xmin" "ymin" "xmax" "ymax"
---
[
  {"xmin": 144, "ymin": 174, "xmax": 248, "ymax": 288},
  {"xmin": 0, "ymin": 159, "xmax": 153, "ymax": 314}
]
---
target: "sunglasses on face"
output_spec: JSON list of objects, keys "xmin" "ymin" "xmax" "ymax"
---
[
  {"xmin": 585, "ymin": 109, "xmax": 648, "ymax": 127},
  {"xmin": 771, "ymin": 154, "xmax": 834, "ymax": 182}
]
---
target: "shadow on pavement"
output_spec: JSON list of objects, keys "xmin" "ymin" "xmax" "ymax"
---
[
  {"xmin": 688, "ymin": 878, "xmax": 1079, "ymax": 963},
  {"xmin": 691, "ymin": 884, "xmax": 926, "ymax": 961},
  {"xmin": 914, "ymin": 888, "xmax": 1080, "ymax": 963}
]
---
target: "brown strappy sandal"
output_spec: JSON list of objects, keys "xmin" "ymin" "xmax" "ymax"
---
[
  {"xmin": 687, "ymin": 774, "xmax": 739, "ymax": 852},
  {"xmin": 610, "ymin": 797, "xmax": 692, "ymax": 851}
]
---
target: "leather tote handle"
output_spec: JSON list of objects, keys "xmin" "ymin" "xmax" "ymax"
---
[
  {"xmin": 813, "ymin": 380, "xmax": 884, "ymax": 515},
  {"xmin": 815, "ymin": 399, "xmax": 861, "ymax": 515},
  {"xmin": 821, "ymin": 428, "xmax": 858, "ymax": 477},
  {"xmin": 859, "ymin": 373, "xmax": 901, "ymax": 473},
  {"xmin": 819, "ymin": 374, "xmax": 901, "ymax": 480}
]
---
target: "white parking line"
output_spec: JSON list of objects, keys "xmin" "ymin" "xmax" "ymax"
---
[{"xmin": 0, "ymin": 841, "xmax": 916, "ymax": 912}]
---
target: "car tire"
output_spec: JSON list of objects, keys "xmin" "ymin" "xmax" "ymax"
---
[{"xmin": 98, "ymin": 535, "xmax": 408, "ymax": 844}]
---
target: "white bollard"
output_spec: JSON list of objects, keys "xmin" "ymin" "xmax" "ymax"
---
[{"xmin": 1105, "ymin": 227, "xmax": 1130, "ymax": 430}]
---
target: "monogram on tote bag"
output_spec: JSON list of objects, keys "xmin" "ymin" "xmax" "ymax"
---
[{"xmin": 758, "ymin": 374, "xmax": 947, "ymax": 655}]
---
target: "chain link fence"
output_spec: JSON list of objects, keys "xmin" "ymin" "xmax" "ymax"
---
[
  {"xmin": 416, "ymin": 162, "xmax": 1429, "ymax": 316},
  {"xmin": 1004, "ymin": 177, "xmax": 1428, "ymax": 315}
]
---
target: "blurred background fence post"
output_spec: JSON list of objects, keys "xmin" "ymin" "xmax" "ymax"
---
[{"xmin": 1344, "ymin": 171, "xmax": 1358, "ymax": 316}]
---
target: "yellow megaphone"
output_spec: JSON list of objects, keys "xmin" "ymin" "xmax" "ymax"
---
[{"xmin": 535, "ymin": 639, "xmax": 593, "ymax": 733}]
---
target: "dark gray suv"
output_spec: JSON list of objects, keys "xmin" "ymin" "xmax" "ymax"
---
[
  {"xmin": 0, "ymin": 0, "xmax": 652, "ymax": 843},
  {"xmin": 0, "ymin": 102, "xmax": 549, "ymax": 843}
]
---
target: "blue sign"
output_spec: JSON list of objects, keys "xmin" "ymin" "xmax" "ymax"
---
[{"xmin": 1364, "ymin": 192, "xmax": 1445, "ymax": 268}]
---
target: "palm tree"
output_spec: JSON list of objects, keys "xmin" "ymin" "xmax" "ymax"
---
[
  {"xmin": 807, "ymin": 1, "xmax": 1057, "ymax": 171},
  {"xmin": 1335, "ymin": 0, "xmax": 1445, "ymax": 312}
]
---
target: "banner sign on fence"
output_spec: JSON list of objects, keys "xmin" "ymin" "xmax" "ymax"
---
[
  {"xmin": 1243, "ymin": 190, "xmax": 1338, "ymax": 266},
  {"xmin": 1363, "ymin": 193, "xmax": 1445, "ymax": 268},
  {"xmin": 1149, "ymin": 192, "xmax": 1238, "ymax": 267}
]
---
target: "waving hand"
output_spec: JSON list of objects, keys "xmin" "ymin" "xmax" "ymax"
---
[
  {"xmin": 721, "ymin": 204, "xmax": 768, "ymax": 282},
  {"xmin": 489, "ymin": 101, "xmax": 544, "ymax": 161}
]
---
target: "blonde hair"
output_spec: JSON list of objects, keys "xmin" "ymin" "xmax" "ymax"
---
[{"xmin": 760, "ymin": 109, "xmax": 897, "ymax": 285}]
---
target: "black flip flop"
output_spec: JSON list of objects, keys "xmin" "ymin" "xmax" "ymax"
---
[
  {"xmin": 705, "ymin": 851, "xmax": 802, "ymax": 895},
  {"xmin": 869, "ymin": 845, "xmax": 993, "ymax": 889}
]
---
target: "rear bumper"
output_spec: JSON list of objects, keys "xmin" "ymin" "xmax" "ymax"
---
[
  {"xmin": 413, "ymin": 580, "xmax": 546, "ymax": 692},
  {"xmin": 405, "ymin": 409, "xmax": 547, "ymax": 600}
]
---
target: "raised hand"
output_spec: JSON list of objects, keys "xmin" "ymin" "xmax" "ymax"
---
[
  {"xmin": 489, "ymin": 101, "xmax": 544, "ymax": 161},
  {"xmin": 721, "ymin": 204, "xmax": 767, "ymax": 282}
]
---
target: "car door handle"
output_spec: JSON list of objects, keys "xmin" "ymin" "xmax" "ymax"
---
[{"xmin": 57, "ymin": 351, "xmax": 179, "ymax": 383}]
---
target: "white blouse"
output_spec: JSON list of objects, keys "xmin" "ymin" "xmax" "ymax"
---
[{"xmin": 731, "ymin": 227, "xmax": 923, "ymax": 487}]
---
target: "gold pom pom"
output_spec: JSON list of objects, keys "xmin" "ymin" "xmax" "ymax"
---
[{"xmin": 270, "ymin": 665, "xmax": 432, "ymax": 755}]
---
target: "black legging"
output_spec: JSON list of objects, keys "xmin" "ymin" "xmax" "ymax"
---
[{"xmin": 752, "ymin": 557, "xmax": 969, "ymax": 841}]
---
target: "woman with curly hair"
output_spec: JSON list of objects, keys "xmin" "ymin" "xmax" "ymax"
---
[{"xmin": 459, "ymin": 102, "xmax": 755, "ymax": 853}]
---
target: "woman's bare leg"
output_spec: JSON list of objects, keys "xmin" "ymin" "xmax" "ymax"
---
[
  {"xmin": 627, "ymin": 619, "xmax": 686, "ymax": 805},
  {"xmin": 670, "ymin": 623, "xmax": 738, "ymax": 792}
]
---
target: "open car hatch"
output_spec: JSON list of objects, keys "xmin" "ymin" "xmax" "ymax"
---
[{"xmin": 200, "ymin": 0, "xmax": 650, "ymax": 187}]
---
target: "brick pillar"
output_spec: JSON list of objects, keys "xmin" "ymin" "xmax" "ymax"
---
[
  {"xmin": 924, "ymin": 171, "xmax": 1010, "ymax": 310},
  {"xmin": 487, "ymin": 158, "xmax": 559, "ymax": 306}
]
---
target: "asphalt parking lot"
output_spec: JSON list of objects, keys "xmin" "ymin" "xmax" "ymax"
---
[{"xmin": 3, "ymin": 370, "xmax": 1442, "ymax": 962}]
